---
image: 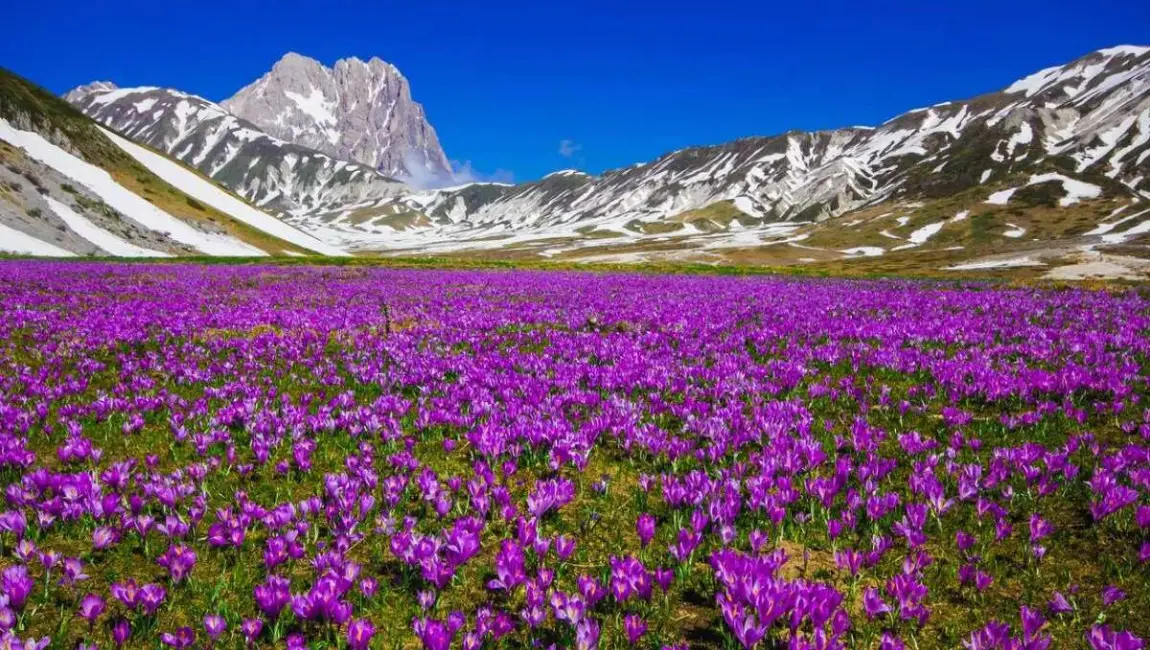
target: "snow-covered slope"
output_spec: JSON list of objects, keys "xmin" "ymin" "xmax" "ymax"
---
[
  {"xmin": 99, "ymin": 128, "xmax": 346, "ymax": 255},
  {"xmin": 0, "ymin": 67, "xmax": 341, "ymax": 257},
  {"xmin": 65, "ymin": 84, "xmax": 404, "ymax": 214},
  {"xmin": 1, "ymin": 119, "xmax": 264, "ymax": 256}
]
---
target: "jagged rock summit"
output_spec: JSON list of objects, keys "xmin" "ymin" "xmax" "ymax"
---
[{"xmin": 220, "ymin": 52, "xmax": 452, "ymax": 184}]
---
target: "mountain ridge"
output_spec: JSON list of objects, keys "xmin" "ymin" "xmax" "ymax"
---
[{"xmin": 42, "ymin": 44, "xmax": 1150, "ymax": 276}]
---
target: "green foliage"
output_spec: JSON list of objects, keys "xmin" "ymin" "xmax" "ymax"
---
[
  {"xmin": 0, "ymin": 67, "xmax": 132, "ymax": 171},
  {"xmin": 1013, "ymin": 181, "xmax": 1067, "ymax": 208},
  {"xmin": 969, "ymin": 212, "xmax": 999, "ymax": 244}
]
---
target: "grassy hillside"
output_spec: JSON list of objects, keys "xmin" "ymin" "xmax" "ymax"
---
[{"xmin": 0, "ymin": 67, "xmax": 311, "ymax": 255}]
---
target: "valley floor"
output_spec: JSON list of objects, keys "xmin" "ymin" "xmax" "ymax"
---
[{"xmin": 0, "ymin": 261, "xmax": 1145, "ymax": 649}]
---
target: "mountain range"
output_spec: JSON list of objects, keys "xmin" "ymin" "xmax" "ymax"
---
[{"xmin": 2, "ymin": 47, "xmax": 1149, "ymax": 278}]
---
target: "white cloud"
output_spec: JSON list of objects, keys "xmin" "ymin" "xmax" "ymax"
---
[
  {"xmin": 558, "ymin": 139, "xmax": 583, "ymax": 158},
  {"xmin": 451, "ymin": 160, "xmax": 515, "ymax": 186},
  {"xmin": 395, "ymin": 150, "xmax": 514, "ymax": 189}
]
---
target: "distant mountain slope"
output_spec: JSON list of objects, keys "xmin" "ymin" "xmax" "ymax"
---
[
  {"xmin": 64, "ymin": 83, "xmax": 405, "ymax": 215},
  {"xmin": 57, "ymin": 46, "xmax": 1150, "ymax": 276},
  {"xmin": 0, "ymin": 67, "xmax": 340, "ymax": 257},
  {"xmin": 220, "ymin": 53, "xmax": 452, "ymax": 183},
  {"xmin": 343, "ymin": 45, "xmax": 1148, "ymax": 236}
]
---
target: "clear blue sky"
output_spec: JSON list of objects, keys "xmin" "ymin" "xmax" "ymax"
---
[{"xmin": 3, "ymin": 0, "xmax": 1148, "ymax": 182}]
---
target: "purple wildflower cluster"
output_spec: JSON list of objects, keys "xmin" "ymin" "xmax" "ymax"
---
[{"xmin": 0, "ymin": 262, "xmax": 1146, "ymax": 649}]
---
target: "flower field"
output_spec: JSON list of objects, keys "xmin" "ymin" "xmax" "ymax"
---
[{"xmin": 0, "ymin": 261, "xmax": 1147, "ymax": 650}]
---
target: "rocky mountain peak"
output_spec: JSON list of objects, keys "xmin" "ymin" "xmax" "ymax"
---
[
  {"xmin": 62, "ymin": 81, "xmax": 118, "ymax": 104},
  {"xmin": 221, "ymin": 53, "xmax": 452, "ymax": 184}
]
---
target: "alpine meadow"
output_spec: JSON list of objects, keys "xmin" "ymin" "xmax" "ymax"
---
[{"xmin": 0, "ymin": 4, "xmax": 1149, "ymax": 650}]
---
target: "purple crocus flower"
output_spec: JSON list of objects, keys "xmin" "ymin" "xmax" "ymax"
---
[
  {"xmin": 240, "ymin": 619, "xmax": 263, "ymax": 644},
  {"xmin": 576, "ymin": 617, "xmax": 600, "ymax": 650},
  {"xmin": 203, "ymin": 613, "xmax": 227, "ymax": 641},
  {"xmin": 551, "ymin": 591, "xmax": 586, "ymax": 625},
  {"xmin": 863, "ymin": 587, "xmax": 891, "ymax": 619},
  {"xmin": 253, "ymin": 575, "xmax": 291, "ymax": 619},
  {"xmin": 347, "ymin": 618, "xmax": 375, "ymax": 650},
  {"xmin": 880, "ymin": 633, "xmax": 906, "ymax": 650},
  {"xmin": 12, "ymin": 540, "xmax": 36, "ymax": 564},
  {"xmin": 58, "ymin": 558, "xmax": 88, "ymax": 586},
  {"xmin": 1048, "ymin": 591, "xmax": 1074, "ymax": 615},
  {"xmin": 555, "ymin": 534, "xmax": 577, "ymax": 561},
  {"xmin": 92, "ymin": 526, "xmax": 119, "ymax": 551},
  {"xmin": 78, "ymin": 593, "xmax": 105, "ymax": 625},
  {"xmin": 0, "ymin": 566, "xmax": 33, "ymax": 611},
  {"xmin": 157, "ymin": 545, "xmax": 197, "ymax": 583},
  {"xmin": 624, "ymin": 614, "xmax": 647, "ymax": 645},
  {"xmin": 1102, "ymin": 585, "xmax": 1127, "ymax": 607},
  {"xmin": 0, "ymin": 606, "xmax": 13, "ymax": 632},
  {"xmin": 160, "ymin": 627, "xmax": 195, "ymax": 649},
  {"xmin": 577, "ymin": 574, "xmax": 607, "ymax": 606},
  {"xmin": 636, "ymin": 513, "xmax": 657, "ymax": 547},
  {"xmin": 413, "ymin": 616, "xmax": 458, "ymax": 650},
  {"xmin": 110, "ymin": 580, "xmax": 140, "ymax": 610},
  {"xmin": 1029, "ymin": 514, "xmax": 1053, "ymax": 543},
  {"xmin": 487, "ymin": 540, "xmax": 526, "ymax": 591},
  {"xmin": 1020, "ymin": 606, "xmax": 1045, "ymax": 641},
  {"xmin": 1087, "ymin": 625, "xmax": 1145, "ymax": 650},
  {"xmin": 139, "ymin": 583, "xmax": 167, "ymax": 616},
  {"xmin": 956, "ymin": 530, "xmax": 976, "ymax": 552},
  {"xmin": 112, "ymin": 619, "xmax": 132, "ymax": 647}
]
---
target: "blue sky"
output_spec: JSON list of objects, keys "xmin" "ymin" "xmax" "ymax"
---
[{"xmin": 3, "ymin": 0, "xmax": 1148, "ymax": 182}]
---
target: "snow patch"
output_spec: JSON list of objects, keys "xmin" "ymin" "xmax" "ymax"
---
[
  {"xmin": 840, "ymin": 247, "xmax": 884, "ymax": 257},
  {"xmin": 543, "ymin": 169, "xmax": 588, "ymax": 179},
  {"xmin": 0, "ymin": 223, "xmax": 75, "ymax": 256},
  {"xmin": 1096, "ymin": 45, "xmax": 1150, "ymax": 57},
  {"xmin": 945, "ymin": 257, "xmax": 1044, "ymax": 270},
  {"xmin": 1029, "ymin": 173, "xmax": 1102, "ymax": 206},
  {"xmin": 984, "ymin": 174, "xmax": 1101, "ymax": 207},
  {"xmin": 133, "ymin": 98, "xmax": 158, "ymax": 113},
  {"xmin": 45, "ymin": 197, "xmax": 169, "ymax": 257},
  {"xmin": 907, "ymin": 221, "xmax": 943, "ymax": 245},
  {"xmin": 985, "ymin": 187, "xmax": 1018, "ymax": 205},
  {"xmin": 1003, "ymin": 223, "xmax": 1026, "ymax": 238},
  {"xmin": 284, "ymin": 88, "xmax": 337, "ymax": 126}
]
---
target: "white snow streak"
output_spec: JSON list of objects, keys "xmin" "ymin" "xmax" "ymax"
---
[
  {"xmin": 101, "ymin": 128, "xmax": 345, "ymax": 255},
  {"xmin": 45, "ymin": 197, "xmax": 169, "ymax": 257},
  {"xmin": 946, "ymin": 257, "xmax": 1044, "ymax": 270},
  {"xmin": 1003, "ymin": 223, "xmax": 1026, "ymax": 238},
  {"xmin": 0, "ymin": 223, "xmax": 75, "ymax": 256}
]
